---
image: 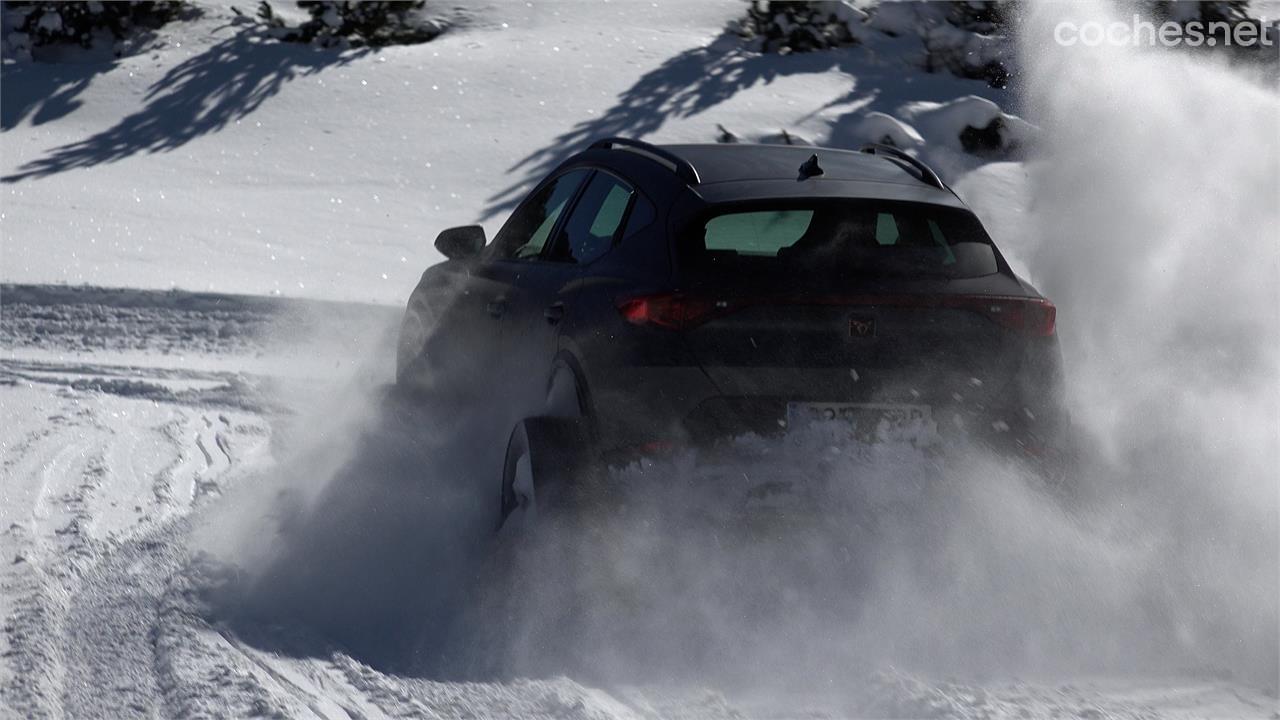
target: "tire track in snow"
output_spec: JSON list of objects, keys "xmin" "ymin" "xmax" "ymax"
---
[
  {"xmin": 215, "ymin": 431, "xmax": 234, "ymax": 468},
  {"xmin": 152, "ymin": 415, "xmax": 192, "ymax": 507},
  {"xmin": 216, "ymin": 630, "xmax": 375, "ymax": 720},
  {"xmin": 68, "ymin": 413, "xmax": 270, "ymax": 718},
  {"xmin": 195, "ymin": 430, "xmax": 214, "ymax": 468},
  {"xmin": 0, "ymin": 385, "xmax": 272, "ymax": 719},
  {"xmin": 2, "ymin": 397, "xmax": 110, "ymax": 719},
  {"xmin": 1, "ymin": 569, "xmax": 71, "ymax": 719},
  {"xmin": 151, "ymin": 552, "xmax": 294, "ymax": 719},
  {"xmin": 192, "ymin": 417, "xmax": 230, "ymax": 503}
]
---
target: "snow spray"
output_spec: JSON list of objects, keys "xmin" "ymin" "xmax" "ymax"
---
[
  {"xmin": 488, "ymin": 0, "xmax": 1280, "ymax": 702},
  {"xmin": 1017, "ymin": 0, "xmax": 1279, "ymax": 689},
  {"xmin": 194, "ymin": 0, "xmax": 1278, "ymax": 701},
  {"xmin": 190, "ymin": 301, "xmax": 505, "ymax": 668}
]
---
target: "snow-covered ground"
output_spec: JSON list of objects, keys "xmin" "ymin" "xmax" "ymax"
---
[{"xmin": 2, "ymin": 0, "xmax": 1278, "ymax": 717}]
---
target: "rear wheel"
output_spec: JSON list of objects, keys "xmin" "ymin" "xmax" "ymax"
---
[
  {"xmin": 489, "ymin": 417, "xmax": 596, "ymax": 675},
  {"xmin": 499, "ymin": 416, "xmax": 593, "ymax": 532}
]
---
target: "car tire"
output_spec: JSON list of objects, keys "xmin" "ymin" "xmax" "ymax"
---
[
  {"xmin": 498, "ymin": 416, "xmax": 592, "ymax": 531},
  {"xmin": 484, "ymin": 417, "xmax": 596, "ymax": 675}
]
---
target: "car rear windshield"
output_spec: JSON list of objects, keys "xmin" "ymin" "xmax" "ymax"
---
[{"xmin": 684, "ymin": 200, "xmax": 1001, "ymax": 281}]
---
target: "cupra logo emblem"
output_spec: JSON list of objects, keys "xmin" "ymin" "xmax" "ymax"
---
[{"xmin": 849, "ymin": 316, "xmax": 876, "ymax": 338}]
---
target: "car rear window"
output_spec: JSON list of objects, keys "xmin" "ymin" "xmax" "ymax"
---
[{"xmin": 691, "ymin": 201, "xmax": 1000, "ymax": 280}]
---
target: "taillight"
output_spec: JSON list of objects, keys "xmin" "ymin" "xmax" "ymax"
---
[
  {"xmin": 1023, "ymin": 298, "xmax": 1056, "ymax": 336},
  {"xmin": 965, "ymin": 296, "xmax": 1056, "ymax": 336},
  {"xmin": 617, "ymin": 294, "xmax": 723, "ymax": 330},
  {"xmin": 829, "ymin": 294, "xmax": 1056, "ymax": 336},
  {"xmin": 616, "ymin": 293, "xmax": 1056, "ymax": 335}
]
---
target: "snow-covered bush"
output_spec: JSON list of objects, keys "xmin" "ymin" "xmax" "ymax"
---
[
  {"xmin": 2, "ymin": 1, "xmax": 185, "ymax": 59},
  {"xmin": 840, "ymin": 97, "xmax": 1035, "ymax": 170},
  {"xmin": 257, "ymin": 1, "xmax": 445, "ymax": 48},
  {"xmin": 888, "ymin": 2, "xmax": 1012, "ymax": 88},
  {"xmin": 737, "ymin": 1, "xmax": 1270, "ymax": 90},
  {"xmin": 920, "ymin": 21, "xmax": 1010, "ymax": 88},
  {"xmin": 899, "ymin": 95, "xmax": 1036, "ymax": 156},
  {"xmin": 947, "ymin": 1, "xmax": 1012, "ymax": 34},
  {"xmin": 713, "ymin": 124, "xmax": 816, "ymax": 146},
  {"xmin": 846, "ymin": 112, "xmax": 925, "ymax": 150},
  {"xmin": 735, "ymin": 1, "xmax": 1013, "ymax": 88},
  {"xmin": 733, "ymin": 1, "xmax": 868, "ymax": 54}
]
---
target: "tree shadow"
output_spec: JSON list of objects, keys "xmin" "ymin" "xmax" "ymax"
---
[
  {"xmin": 1, "ymin": 60, "xmax": 117, "ymax": 130},
  {"xmin": 480, "ymin": 31, "xmax": 826, "ymax": 219},
  {"xmin": 481, "ymin": 31, "xmax": 1007, "ymax": 221},
  {"xmin": 2, "ymin": 33, "xmax": 371, "ymax": 183}
]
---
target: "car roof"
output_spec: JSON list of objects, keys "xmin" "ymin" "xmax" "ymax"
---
[
  {"xmin": 689, "ymin": 176, "xmax": 967, "ymax": 208},
  {"xmin": 584, "ymin": 141, "xmax": 967, "ymax": 209},
  {"xmin": 660, "ymin": 143, "xmax": 923, "ymax": 186},
  {"xmin": 650, "ymin": 142, "xmax": 962, "ymax": 208},
  {"xmin": 565, "ymin": 139, "xmax": 969, "ymax": 210}
]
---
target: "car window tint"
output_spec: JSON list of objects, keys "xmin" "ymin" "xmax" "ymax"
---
[
  {"xmin": 622, "ymin": 193, "xmax": 656, "ymax": 238},
  {"xmin": 704, "ymin": 210, "xmax": 815, "ymax": 256},
  {"xmin": 874, "ymin": 212, "xmax": 899, "ymax": 245},
  {"xmin": 927, "ymin": 219, "xmax": 957, "ymax": 265},
  {"xmin": 553, "ymin": 173, "xmax": 633, "ymax": 264},
  {"xmin": 591, "ymin": 184, "xmax": 631, "ymax": 237},
  {"xmin": 690, "ymin": 201, "xmax": 998, "ymax": 279},
  {"xmin": 495, "ymin": 169, "xmax": 588, "ymax": 260}
]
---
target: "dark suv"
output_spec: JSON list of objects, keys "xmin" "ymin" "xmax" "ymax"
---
[{"xmin": 396, "ymin": 139, "xmax": 1066, "ymax": 525}]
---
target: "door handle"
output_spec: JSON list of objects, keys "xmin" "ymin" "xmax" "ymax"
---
[
  {"xmin": 487, "ymin": 297, "xmax": 507, "ymax": 318},
  {"xmin": 543, "ymin": 302, "xmax": 565, "ymax": 324}
]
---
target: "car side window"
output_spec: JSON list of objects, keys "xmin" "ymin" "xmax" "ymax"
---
[
  {"xmin": 622, "ymin": 193, "xmax": 655, "ymax": 238},
  {"xmin": 874, "ymin": 212, "xmax": 899, "ymax": 245},
  {"xmin": 493, "ymin": 169, "xmax": 589, "ymax": 260},
  {"xmin": 549, "ymin": 172, "xmax": 634, "ymax": 264}
]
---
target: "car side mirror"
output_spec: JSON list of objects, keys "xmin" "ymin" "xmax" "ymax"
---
[{"xmin": 435, "ymin": 225, "xmax": 486, "ymax": 260}]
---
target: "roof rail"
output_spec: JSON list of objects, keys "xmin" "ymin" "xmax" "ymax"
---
[
  {"xmin": 590, "ymin": 137, "xmax": 701, "ymax": 184},
  {"xmin": 857, "ymin": 143, "xmax": 948, "ymax": 192}
]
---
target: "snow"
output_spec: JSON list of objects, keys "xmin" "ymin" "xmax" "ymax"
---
[
  {"xmin": 1, "ymin": 0, "xmax": 1278, "ymax": 717},
  {"xmin": 846, "ymin": 110, "xmax": 925, "ymax": 148},
  {"xmin": 900, "ymin": 94, "xmax": 1035, "ymax": 152}
]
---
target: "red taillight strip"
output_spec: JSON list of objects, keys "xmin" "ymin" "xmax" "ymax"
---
[
  {"xmin": 812, "ymin": 294, "xmax": 1057, "ymax": 336},
  {"xmin": 618, "ymin": 293, "xmax": 1056, "ymax": 335},
  {"xmin": 617, "ymin": 294, "xmax": 725, "ymax": 330}
]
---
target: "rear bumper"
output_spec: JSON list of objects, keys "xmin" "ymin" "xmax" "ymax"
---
[
  {"xmin": 585, "ymin": 337, "xmax": 1067, "ymax": 458},
  {"xmin": 592, "ymin": 379, "xmax": 1067, "ymax": 461},
  {"xmin": 683, "ymin": 394, "xmax": 1065, "ymax": 449}
]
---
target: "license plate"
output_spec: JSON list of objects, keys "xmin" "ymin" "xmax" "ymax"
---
[{"xmin": 785, "ymin": 402, "xmax": 933, "ymax": 441}]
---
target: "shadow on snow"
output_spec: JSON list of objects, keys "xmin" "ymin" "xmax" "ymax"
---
[
  {"xmin": 2, "ymin": 60, "xmax": 116, "ymax": 131},
  {"xmin": 2, "ymin": 33, "xmax": 371, "ymax": 183},
  {"xmin": 480, "ymin": 31, "xmax": 1005, "ymax": 221}
]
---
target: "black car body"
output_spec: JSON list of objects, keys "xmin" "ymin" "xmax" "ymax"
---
[{"xmin": 397, "ymin": 139, "xmax": 1066, "ymax": 521}]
